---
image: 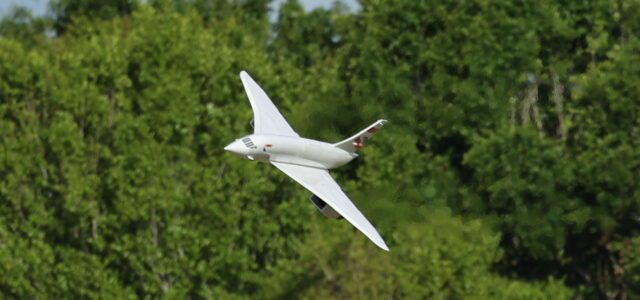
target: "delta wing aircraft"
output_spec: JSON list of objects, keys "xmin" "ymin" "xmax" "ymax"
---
[{"xmin": 224, "ymin": 71, "xmax": 389, "ymax": 251}]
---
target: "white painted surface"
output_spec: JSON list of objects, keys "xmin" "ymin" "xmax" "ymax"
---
[
  {"xmin": 272, "ymin": 161, "xmax": 388, "ymax": 251},
  {"xmin": 240, "ymin": 71, "xmax": 299, "ymax": 137},
  {"xmin": 225, "ymin": 70, "xmax": 389, "ymax": 251}
]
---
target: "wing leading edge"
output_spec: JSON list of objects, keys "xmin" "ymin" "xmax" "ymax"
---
[
  {"xmin": 239, "ymin": 71, "xmax": 299, "ymax": 137},
  {"xmin": 271, "ymin": 161, "xmax": 389, "ymax": 251}
]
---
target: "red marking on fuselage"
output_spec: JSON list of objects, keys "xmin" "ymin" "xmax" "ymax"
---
[
  {"xmin": 367, "ymin": 127, "xmax": 379, "ymax": 133},
  {"xmin": 265, "ymin": 144, "xmax": 273, "ymax": 148}
]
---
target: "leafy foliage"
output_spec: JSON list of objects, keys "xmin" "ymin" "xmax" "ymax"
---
[{"xmin": 1, "ymin": 0, "xmax": 639, "ymax": 298}]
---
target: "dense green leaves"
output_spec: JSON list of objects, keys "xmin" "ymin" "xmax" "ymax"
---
[
  {"xmin": 261, "ymin": 210, "xmax": 573, "ymax": 299},
  {"xmin": 1, "ymin": 0, "xmax": 639, "ymax": 298}
]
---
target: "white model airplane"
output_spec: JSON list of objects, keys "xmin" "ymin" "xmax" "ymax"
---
[{"xmin": 224, "ymin": 71, "xmax": 389, "ymax": 251}]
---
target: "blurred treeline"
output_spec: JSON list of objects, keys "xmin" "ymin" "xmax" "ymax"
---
[{"xmin": 0, "ymin": 0, "xmax": 639, "ymax": 298}]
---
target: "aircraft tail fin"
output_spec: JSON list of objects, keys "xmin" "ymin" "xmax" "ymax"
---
[{"xmin": 333, "ymin": 119, "xmax": 387, "ymax": 152}]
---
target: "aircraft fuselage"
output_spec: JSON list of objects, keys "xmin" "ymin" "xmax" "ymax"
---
[{"xmin": 224, "ymin": 135, "xmax": 357, "ymax": 169}]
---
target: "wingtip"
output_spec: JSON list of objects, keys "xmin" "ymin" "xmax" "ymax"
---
[
  {"xmin": 377, "ymin": 240, "xmax": 390, "ymax": 251},
  {"xmin": 239, "ymin": 71, "xmax": 254, "ymax": 85},
  {"xmin": 369, "ymin": 232, "xmax": 390, "ymax": 251}
]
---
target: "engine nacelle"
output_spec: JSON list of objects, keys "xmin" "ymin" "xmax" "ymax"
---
[{"xmin": 309, "ymin": 194, "xmax": 342, "ymax": 219}]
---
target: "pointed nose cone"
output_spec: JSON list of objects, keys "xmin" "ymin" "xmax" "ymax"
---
[{"xmin": 224, "ymin": 140, "xmax": 245, "ymax": 155}]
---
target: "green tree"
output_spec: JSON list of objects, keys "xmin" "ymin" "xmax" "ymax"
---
[
  {"xmin": 2, "ymin": 0, "xmax": 639, "ymax": 298},
  {"xmin": 0, "ymin": 6, "xmax": 51, "ymax": 48},
  {"xmin": 261, "ymin": 210, "xmax": 573, "ymax": 299},
  {"xmin": 50, "ymin": 0, "xmax": 139, "ymax": 34}
]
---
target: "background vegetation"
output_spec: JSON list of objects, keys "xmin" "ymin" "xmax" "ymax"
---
[{"xmin": 1, "ymin": 0, "xmax": 639, "ymax": 298}]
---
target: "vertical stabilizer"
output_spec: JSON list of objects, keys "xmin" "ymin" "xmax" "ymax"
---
[{"xmin": 333, "ymin": 120, "xmax": 387, "ymax": 152}]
